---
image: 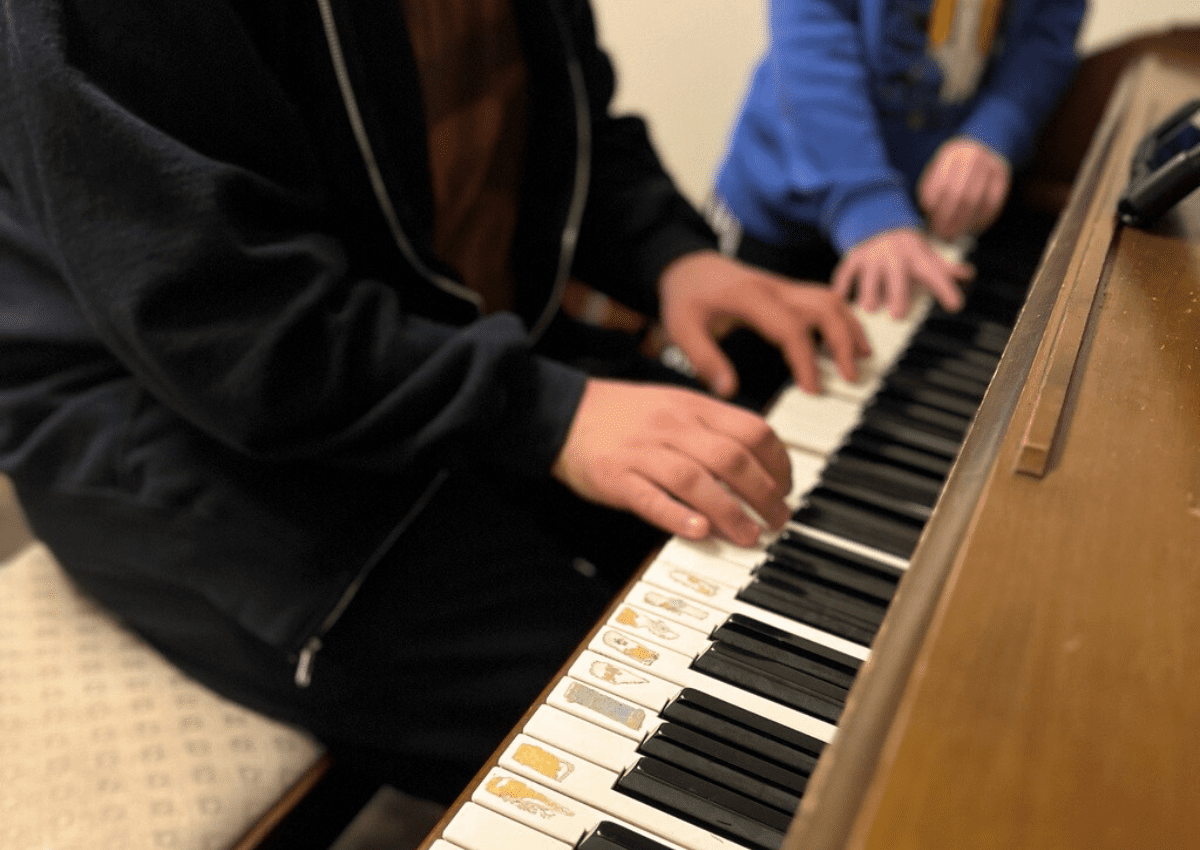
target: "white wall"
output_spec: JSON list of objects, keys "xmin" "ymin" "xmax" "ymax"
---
[
  {"xmin": 591, "ymin": 0, "xmax": 1200, "ymax": 206},
  {"xmin": 591, "ymin": 0, "xmax": 766, "ymax": 207}
]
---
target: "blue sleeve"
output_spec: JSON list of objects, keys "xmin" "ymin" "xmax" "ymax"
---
[
  {"xmin": 767, "ymin": 0, "xmax": 922, "ymax": 251},
  {"xmin": 958, "ymin": 0, "xmax": 1086, "ymax": 167}
]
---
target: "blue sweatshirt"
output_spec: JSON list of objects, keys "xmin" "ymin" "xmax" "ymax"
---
[{"xmin": 716, "ymin": 0, "xmax": 1085, "ymax": 253}]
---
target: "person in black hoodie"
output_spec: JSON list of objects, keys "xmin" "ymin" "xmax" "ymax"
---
[{"xmin": 0, "ymin": 0, "xmax": 868, "ymax": 801}]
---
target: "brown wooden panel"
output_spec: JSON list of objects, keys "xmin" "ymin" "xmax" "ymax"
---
[{"xmin": 847, "ymin": 56, "xmax": 1200, "ymax": 850}]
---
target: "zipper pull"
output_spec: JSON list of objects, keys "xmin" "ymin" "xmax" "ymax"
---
[{"xmin": 294, "ymin": 635, "xmax": 323, "ymax": 688}]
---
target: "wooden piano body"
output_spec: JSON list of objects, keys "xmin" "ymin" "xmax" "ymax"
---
[
  {"xmin": 790, "ymin": 50, "xmax": 1200, "ymax": 850},
  {"xmin": 418, "ymin": 49, "xmax": 1200, "ymax": 850}
]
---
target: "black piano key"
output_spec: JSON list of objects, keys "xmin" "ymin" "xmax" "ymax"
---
[
  {"xmin": 921, "ymin": 313, "xmax": 1010, "ymax": 356},
  {"xmin": 889, "ymin": 355, "xmax": 994, "ymax": 399},
  {"xmin": 713, "ymin": 614, "xmax": 861, "ymax": 687},
  {"xmin": 816, "ymin": 472, "xmax": 933, "ymax": 525},
  {"xmin": 649, "ymin": 721, "xmax": 812, "ymax": 797},
  {"xmin": 793, "ymin": 488, "xmax": 924, "ymax": 558},
  {"xmin": 705, "ymin": 627, "xmax": 857, "ymax": 700},
  {"xmin": 823, "ymin": 450, "xmax": 944, "ymax": 507},
  {"xmin": 895, "ymin": 348, "xmax": 998, "ymax": 392},
  {"xmin": 844, "ymin": 430, "xmax": 953, "ymax": 479},
  {"xmin": 639, "ymin": 724, "xmax": 803, "ymax": 814},
  {"xmin": 661, "ymin": 689, "xmax": 824, "ymax": 776},
  {"xmin": 693, "ymin": 642, "xmax": 845, "ymax": 723},
  {"xmin": 878, "ymin": 370, "xmax": 985, "ymax": 419},
  {"xmin": 959, "ymin": 281, "xmax": 1024, "ymax": 325},
  {"xmin": 856, "ymin": 411, "xmax": 963, "ymax": 460},
  {"xmin": 749, "ymin": 556, "xmax": 894, "ymax": 617},
  {"xmin": 770, "ymin": 528, "xmax": 905, "ymax": 583},
  {"xmin": 617, "ymin": 757, "xmax": 789, "ymax": 850},
  {"xmin": 577, "ymin": 821, "xmax": 675, "ymax": 850},
  {"xmin": 739, "ymin": 573, "xmax": 885, "ymax": 646},
  {"xmin": 970, "ymin": 319, "xmax": 1013, "ymax": 353},
  {"xmin": 874, "ymin": 387, "xmax": 976, "ymax": 428},
  {"xmin": 753, "ymin": 555, "xmax": 897, "ymax": 609},
  {"xmin": 864, "ymin": 396, "xmax": 970, "ymax": 444},
  {"xmin": 718, "ymin": 327, "xmax": 794, "ymax": 411},
  {"xmin": 906, "ymin": 328, "xmax": 1001, "ymax": 372}
]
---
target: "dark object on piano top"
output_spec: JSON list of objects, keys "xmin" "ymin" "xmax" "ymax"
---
[{"xmin": 1118, "ymin": 98, "xmax": 1200, "ymax": 226}]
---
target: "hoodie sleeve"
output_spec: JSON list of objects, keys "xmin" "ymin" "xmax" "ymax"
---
[
  {"xmin": 957, "ymin": 0, "xmax": 1086, "ymax": 168},
  {"xmin": 0, "ymin": 0, "xmax": 587, "ymax": 480},
  {"xmin": 769, "ymin": 0, "xmax": 922, "ymax": 253}
]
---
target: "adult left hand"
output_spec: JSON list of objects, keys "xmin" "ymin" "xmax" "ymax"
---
[
  {"xmin": 658, "ymin": 250, "xmax": 871, "ymax": 399},
  {"xmin": 918, "ymin": 137, "xmax": 1011, "ymax": 242}
]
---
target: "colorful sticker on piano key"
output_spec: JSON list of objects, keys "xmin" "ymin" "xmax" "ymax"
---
[
  {"xmin": 589, "ymin": 660, "xmax": 648, "ymax": 686},
  {"xmin": 570, "ymin": 651, "xmax": 682, "ymax": 712},
  {"xmin": 613, "ymin": 606, "xmax": 679, "ymax": 641},
  {"xmin": 562, "ymin": 682, "xmax": 646, "ymax": 731},
  {"xmin": 608, "ymin": 603, "xmax": 712, "ymax": 657},
  {"xmin": 513, "ymin": 742, "xmax": 575, "ymax": 782},
  {"xmin": 601, "ymin": 629, "xmax": 660, "ymax": 666},
  {"xmin": 483, "ymin": 775, "xmax": 575, "ymax": 820},
  {"xmin": 640, "ymin": 591, "xmax": 709, "ymax": 621},
  {"xmin": 666, "ymin": 569, "xmax": 719, "ymax": 597}
]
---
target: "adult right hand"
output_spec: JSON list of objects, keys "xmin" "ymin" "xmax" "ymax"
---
[
  {"xmin": 831, "ymin": 227, "xmax": 974, "ymax": 319},
  {"xmin": 551, "ymin": 378, "xmax": 792, "ymax": 548}
]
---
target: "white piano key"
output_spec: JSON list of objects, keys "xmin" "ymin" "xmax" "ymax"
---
[
  {"xmin": 927, "ymin": 234, "xmax": 973, "ymax": 263},
  {"xmin": 498, "ymin": 735, "xmax": 729, "ymax": 850},
  {"xmin": 858, "ymin": 296, "xmax": 931, "ymax": 366},
  {"xmin": 646, "ymin": 549, "xmax": 749, "ymax": 595},
  {"xmin": 818, "ymin": 308, "xmax": 918, "ymax": 403},
  {"xmin": 786, "ymin": 447, "xmax": 828, "ymax": 507},
  {"xmin": 566, "ymin": 649, "xmax": 837, "ymax": 744},
  {"xmin": 569, "ymin": 649, "xmax": 682, "ymax": 712},
  {"xmin": 430, "ymin": 841, "xmax": 467, "ymax": 850},
  {"xmin": 606, "ymin": 600, "xmax": 714, "ymax": 657},
  {"xmin": 765, "ymin": 389, "xmax": 861, "ymax": 454},
  {"xmin": 524, "ymin": 704, "xmax": 642, "ymax": 774},
  {"xmin": 653, "ymin": 535, "xmax": 764, "ymax": 576},
  {"xmin": 591, "ymin": 622, "xmax": 698, "ymax": 674},
  {"xmin": 443, "ymin": 801, "xmax": 573, "ymax": 850},
  {"xmin": 471, "ymin": 767, "xmax": 607, "ymax": 846},
  {"xmin": 545, "ymin": 676, "xmax": 662, "ymax": 742}
]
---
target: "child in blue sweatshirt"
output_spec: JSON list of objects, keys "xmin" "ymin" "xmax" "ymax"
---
[{"xmin": 716, "ymin": 0, "xmax": 1086, "ymax": 318}]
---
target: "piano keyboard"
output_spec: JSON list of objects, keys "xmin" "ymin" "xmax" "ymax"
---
[{"xmin": 426, "ymin": 260, "xmax": 1030, "ymax": 850}]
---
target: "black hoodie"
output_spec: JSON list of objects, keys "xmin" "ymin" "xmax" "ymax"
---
[{"xmin": 0, "ymin": 0, "xmax": 715, "ymax": 672}]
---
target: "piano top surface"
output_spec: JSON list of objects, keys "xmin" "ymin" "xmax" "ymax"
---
[{"xmin": 844, "ymin": 55, "xmax": 1200, "ymax": 850}]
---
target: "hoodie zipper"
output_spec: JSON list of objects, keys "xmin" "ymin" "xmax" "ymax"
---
[
  {"xmin": 527, "ymin": 5, "xmax": 592, "ymax": 341},
  {"xmin": 315, "ymin": 0, "xmax": 480, "ymax": 310},
  {"xmin": 296, "ymin": 0, "xmax": 591, "ymax": 687},
  {"xmin": 294, "ymin": 468, "xmax": 450, "ymax": 687}
]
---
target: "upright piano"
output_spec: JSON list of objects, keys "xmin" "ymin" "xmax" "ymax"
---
[{"xmin": 417, "ymin": 51, "xmax": 1200, "ymax": 850}]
